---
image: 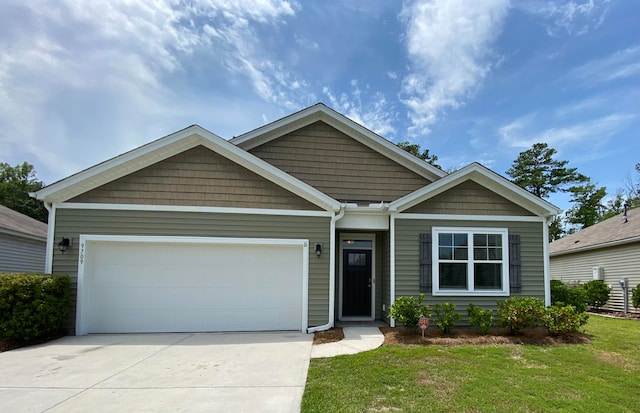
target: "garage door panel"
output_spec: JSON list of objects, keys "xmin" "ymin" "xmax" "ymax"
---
[{"xmin": 82, "ymin": 239, "xmax": 305, "ymax": 333}]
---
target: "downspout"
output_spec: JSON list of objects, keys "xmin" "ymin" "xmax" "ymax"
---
[
  {"xmin": 43, "ymin": 201, "xmax": 55, "ymax": 274},
  {"xmin": 542, "ymin": 215, "xmax": 552, "ymax": 306},
  {"xmin": 389, "ymin": 211, "xmax": 396, "ymax": 327},
  {"xmin": 307, "ymin": 204, "xmax": 345, "ymax": 333}
]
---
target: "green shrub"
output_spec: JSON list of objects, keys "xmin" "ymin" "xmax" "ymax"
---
[
  {"xmin": 550, "ymin": 280, "xmax": 587, "ymax": 312},
  {"xmin": 389, "ymin": 294, "xmax": 431, "ymax": 328},
  {"xmin": 543, "ymin": 304, "xmax": 589, "ymax": 335},
  {"xmin": 583, "ymin": 280, "xmax": 611, "ymax": 309},
  {"xmin": 0, "ymin": 273, "xmax": 70, "ymax": 342},
  {"xmin": 467, "ymin": 303, "xmax": 493, "ymax": 335},
  {"xmin": 632, "ymin": 284, "xmax": 640, "ymax": 311},
  {"xmin": 496, "ymin": 296, "xmax": 545, "ymax": 335},
  {"xmin": 433, "ymin": 303, "xmax": 460, "ymax": 335}
]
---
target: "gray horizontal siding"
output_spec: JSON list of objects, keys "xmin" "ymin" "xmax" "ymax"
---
[
  {"xmin": 52, "ymin": 208, "xmax": 331, "ymax": 332},
  {"xmin": 0, "ymin": 233, "xmax": 46, "ymax": 273},
  {"xmin": 550, "ymin": 242, "xmax": 640, "ymax": 312},
  {"xmin": 394, "ymin": 218, "xmax": 545, "ymax": 324}
]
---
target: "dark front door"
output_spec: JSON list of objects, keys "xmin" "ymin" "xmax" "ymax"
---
[{"xmin": 342, "ymin": 249, "xmax": 372, "ymax": 317}]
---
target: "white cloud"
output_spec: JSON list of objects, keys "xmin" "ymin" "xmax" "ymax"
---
[
  {"xmin": 517, "ymin": 0, "xmax": 611, "ymax": 36},
  {"xmin": 498, "ymin": 112, "xmax": 637, "ymax": 149},
  {"xmin": 322, "ymin": 83, "xmax": 397, "ymax": 138},
  {"xmin": 570, "ymin": 46, "xmax": 640, "ymax": 84},
  {"xmin": 0, "ymin": 0, "xmax": 302, "ymax": 180},
  {"xmin": 294, "ymin": 34, "xmax": 319, "ymax": 50},
  {"xmin": 400, "ymin": 0, "xmax": 510, "ymax": 136}
]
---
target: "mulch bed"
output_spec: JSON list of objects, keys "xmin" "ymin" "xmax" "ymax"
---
[
  {"xmin": 313, "ymin": 327, "xmax": 344, "ymax": 345},
  {"xmin": 380, "ymin": 327, "xmax": 591, "ymax": 346},
  {"xmin": 588, "ymin": 308, "xmax": 640, "ymax": 320}
]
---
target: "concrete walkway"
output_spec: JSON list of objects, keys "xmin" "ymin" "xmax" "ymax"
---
[{"xmin": 311, "ymin": 326, "xmax": 384, "ymax": 358}]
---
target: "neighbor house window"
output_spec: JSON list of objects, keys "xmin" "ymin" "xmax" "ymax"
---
[{"xmin": 433, "ymin": 227, "xmax": 509, "ymax": 296}]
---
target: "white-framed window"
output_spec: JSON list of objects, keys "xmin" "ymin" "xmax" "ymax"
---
[{"xmin": 432, "ymin": 227, "xmax": 509, "ymax": 296}]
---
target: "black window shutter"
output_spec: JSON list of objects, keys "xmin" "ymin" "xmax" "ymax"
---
[
  {"xmin": 419, "ymin": 233, "xmax": 432, "ymax": 293},
  {"xmin": 509, "ymin": 234, "xmax": 521, "ymax": 293}
]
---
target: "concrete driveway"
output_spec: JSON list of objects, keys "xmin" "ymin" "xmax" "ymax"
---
[{"xmin": 0, "ymin": 332, "xmax": 313, "ymax": 413}]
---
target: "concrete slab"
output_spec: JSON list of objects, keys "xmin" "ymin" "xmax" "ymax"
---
[
  {"xmin": 311, "ymin": 326, "xmax": 384, "ymax": 358},
  {"xmin": 46, "ymin": 387, "xmax": 304, "ymax": 413},
  {"xmin": 0, "ymin": 332, "xmax": 312, "ymax": 413}
]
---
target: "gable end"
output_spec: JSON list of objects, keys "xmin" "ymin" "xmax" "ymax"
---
[
  {"xmin": 248, "ymin": 121, "xmax": 433, "ymax": 203},
  {"xmin": 70, "ymin": 145, "xmax": 322, "ymax": 211},
  {"xmin": 404, "ymin": 180, "xmax": 535, "ymax": 216}
]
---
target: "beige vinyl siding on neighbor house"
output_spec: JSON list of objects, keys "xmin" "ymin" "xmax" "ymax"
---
[
  {"xmin": 248, "ymin": 121, "xmax": 432, "ymax": 203},
  {"xmin": 52, "ymin": 208, "xmax": 331, "ymax": 332},
  {"xmin": 550, "ymin": 243, "xmax": 640, "ymax": 312},
  {"xmin": 0, "ymin": 233, "xmax": 46, "ymax": 273},
  {"xmin": 404, "ymin": 180, "xmax": 535, "ymax": 216},
  {"xmin": 70, "ymin": 145, "xmax": 321, "ymax": 211},
  {"xmin": 394, "ymin": 219, "xmax": 545, "ymax": 323}
]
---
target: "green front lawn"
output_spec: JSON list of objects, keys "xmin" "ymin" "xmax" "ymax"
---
[{"xmin": 302, "ymin": 316, "xmax": 640, "ymax": 413}]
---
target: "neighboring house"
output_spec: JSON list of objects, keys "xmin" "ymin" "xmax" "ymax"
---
[
  {"xmin": 549, "ymin": 207, "xmax": 640, "ymax": 312},
  {"xmin": 32, "ymin": 103, "xmax": 560, "ymax": 335},
  {"xmin": 0, "ymin": 205, "xmax": 48, "ymax": 273}
]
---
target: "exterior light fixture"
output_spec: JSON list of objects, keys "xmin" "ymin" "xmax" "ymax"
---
[
  {"xmin": 315, "ymin": 243, "xmax": 322, "ymax": 257},
  {"xmin": 58, "ymin": 237, "xmax": 71, "ymax": 253}
]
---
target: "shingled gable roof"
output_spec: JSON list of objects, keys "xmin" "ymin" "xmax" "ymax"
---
[
  {"xmin": 549, "ymin": 207, "xmax": 640, "ymax": 256},
  {"xmin": 32, "ymin": 125, "xmax": 340, "ymax": 211},
  {"xmin": 0, "ymin": 205, "xmax": 47, "ymax": 241},
  {"xmin": 389, "ymin": 162, "xmax": 561, "ymax": 217},
  {"xmin": 230, "ymin": 103, "xmax": 447, "ymax": 182}
]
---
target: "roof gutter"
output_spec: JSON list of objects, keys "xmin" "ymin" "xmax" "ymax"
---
[{"xmin": 307, "ymin": 204, "xmax": 345, "ymax": 333}]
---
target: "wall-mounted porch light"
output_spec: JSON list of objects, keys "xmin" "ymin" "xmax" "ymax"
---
[
  {"xmin": 315, "ymin": 243, "xmax": 322, "ymax": 257},
  {"xmin": 58, "ymin": 237, "xmax": 72, "ymax": 253}
]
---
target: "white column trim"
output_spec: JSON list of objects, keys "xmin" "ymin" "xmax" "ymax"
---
[
  {"xmin": 543, "ymin": 218, "xmax": 551, "ymax": 306},
  {"xmin": 389, "ymin": 212, "xmax": 396, "ymax": 327},
  {"xmin": 44, "ymin": 203, "xmax": 55, "ymax": 273}
]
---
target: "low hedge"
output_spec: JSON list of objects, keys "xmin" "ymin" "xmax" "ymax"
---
[{"xmin": 0, "ymin": 273, "xmax": 70, "ymax": 342}]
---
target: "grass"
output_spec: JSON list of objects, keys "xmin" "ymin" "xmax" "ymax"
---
[{"xmin": 302, "ymin": 315, "xmax": 640, "ymax": 413}]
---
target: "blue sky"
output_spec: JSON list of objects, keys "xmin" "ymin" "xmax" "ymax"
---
[{"xmin": 1, "ymin": 0, "xmax": 638, "ymax": 211}]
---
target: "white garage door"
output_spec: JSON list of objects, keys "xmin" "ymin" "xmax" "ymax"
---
[{"xmin": 77, "ymin": 237, "xmax": 307, "ymax": 334}]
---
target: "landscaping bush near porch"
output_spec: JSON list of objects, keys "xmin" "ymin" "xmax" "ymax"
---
[{"xmin": 0, "ymin": 273, "xmax": 70, "ymax": 343}]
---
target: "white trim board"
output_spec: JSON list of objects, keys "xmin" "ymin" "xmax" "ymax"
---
[
  {"xmin": 56, "ymin": 202, "xmax": 333, "ymax": 217},
  {"xmin": 396, "ymin": 214, "xmax": 544, "ymax": 222},
  {"xmin": 76, "ymin": 235, "xmax": 309, "ymax": 335}
]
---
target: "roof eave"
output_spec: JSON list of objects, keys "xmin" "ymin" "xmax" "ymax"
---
[
  {"xmin": 33, "ymin": 125, "xmax": 340, "ymax": 212},
  {"xmin": 550, "ymin": 235, "xmax": 640, "ymax": 257},
  {"xmin": 232, "ymin": 103, "xmax": 447, "ymax": 182},
  {"xmin": 390, "ymin": 163, "xmax": 561, "ymax": 217}
]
